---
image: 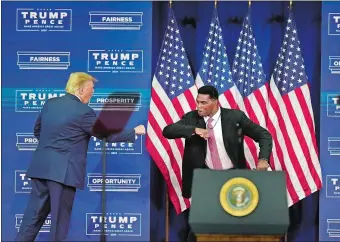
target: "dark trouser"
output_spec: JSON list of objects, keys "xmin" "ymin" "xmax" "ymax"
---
[{"xmin": 15, "ymin": 178, "xmax": 76, "ymax": 241}]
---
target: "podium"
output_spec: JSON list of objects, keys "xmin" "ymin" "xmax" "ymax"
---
[{"xmin": 189, "ymin": 169, "xmax": 289, "ymax": 241}]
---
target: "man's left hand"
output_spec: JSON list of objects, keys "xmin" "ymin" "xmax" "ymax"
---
[{"xmin": 256, "ymin": 159, "xmax": 269, "ymax": 171}]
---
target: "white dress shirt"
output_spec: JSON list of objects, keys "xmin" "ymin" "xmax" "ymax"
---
[
  {"xmin": 74, "ymin": 94, "xmax": 82, "ymax": 102},
  {"xmin": 203, "ymin": 108, "xmax": 234, "ymax": 170}
]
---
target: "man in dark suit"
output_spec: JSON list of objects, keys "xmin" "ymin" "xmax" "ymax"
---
[
  {"xmin": 162, "ymin": 85, "xmax": 273, "ymax": 241},
  {"xmin": 15, "ymin": 72, "xmax": 146, "ymax": 241}
]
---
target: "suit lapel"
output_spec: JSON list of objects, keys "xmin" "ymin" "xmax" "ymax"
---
[{"xmin": 220, "ymin": 108, "xmax": 233, "ymax": 158}]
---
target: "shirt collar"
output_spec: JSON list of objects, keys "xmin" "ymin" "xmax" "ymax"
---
[
  {"xmin": 203, "ymin": 107, "xmax": 221, "ymax": 122},
  {"xmin": 74, "ymin": 94, "xmax": 82, "ymax": 102}
]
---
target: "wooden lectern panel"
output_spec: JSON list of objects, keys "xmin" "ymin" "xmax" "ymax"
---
[{"xmin": 196, "ymin": 234, "xmax": 283, "ymax": 242}]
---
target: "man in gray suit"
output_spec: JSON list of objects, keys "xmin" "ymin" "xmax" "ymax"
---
[{"xmin": 15, "ymin": 72, "xmax": 146, "ymax": 241}]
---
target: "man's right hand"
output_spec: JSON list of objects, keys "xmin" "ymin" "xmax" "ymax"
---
[
  {"xmin": 134, "ymin": 125, "xmax": 146, "ymax": 135},
  {"xmin": 195, "ymin": 128, "xmax": 209, "ymax": 139}
]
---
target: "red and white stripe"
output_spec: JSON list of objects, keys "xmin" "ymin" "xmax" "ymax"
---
[
  {"xmin": 267, "ymin": 75, "xmax": 322, "ymax": 206},
  {"xmin": 233, "ymin": 84, "xmax": 270, "ymax": 169},
  {"xmin": 146, "ymin": 76, "xmax": 197, "ymax": 214}
]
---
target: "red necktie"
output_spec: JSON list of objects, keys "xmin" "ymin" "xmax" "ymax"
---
[{"xmin": 207, "ymin": 117, "xmax": 223, "ymax": 170}]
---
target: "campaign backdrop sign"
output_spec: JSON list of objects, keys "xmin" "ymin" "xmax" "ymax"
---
[
  {"xmin": 1, "ymin": 1, "xmax": 152, "ymax": 241},
  {"xmin": 320, "ymin": 2, "xmax": 340, "ymax": 241}
]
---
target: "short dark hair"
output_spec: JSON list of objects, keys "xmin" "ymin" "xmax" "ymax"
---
[{"xmin": 197, "ymin": 85, "xmax": 219, "ymax": 100}]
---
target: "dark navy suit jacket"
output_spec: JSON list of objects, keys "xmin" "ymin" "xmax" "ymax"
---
[{"xmin": 26, "ymin": 93, "xmax": 136, "ymax": 189}]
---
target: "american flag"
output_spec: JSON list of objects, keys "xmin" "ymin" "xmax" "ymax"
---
[
  {"xmin": 195, "ymin": 8, "xmax": 238, "ymax": 110},
  {"xmin": 267, "ymin": 10, "xmax": 322, "ymax": 206},
  {"xmin": 146, "ymin": 7, "xmax": 197, "ymax": 214},
  {"xmin": 231, "ymin": 11, "xmax": 269, "ymax": 169}
]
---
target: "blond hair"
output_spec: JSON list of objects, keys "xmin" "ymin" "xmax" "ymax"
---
[{"xmin": 65, "ymin": 72, "xmax": 96, "ymax": 94}]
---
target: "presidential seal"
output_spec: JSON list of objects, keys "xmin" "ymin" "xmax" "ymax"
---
[{"xmin": 219, "ymin": 177, "xmax": 259, "ymax": 217}]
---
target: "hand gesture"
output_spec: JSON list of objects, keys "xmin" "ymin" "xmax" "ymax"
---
[
  {"xmin": 134, "ymin": 125, "xmax": 146, "ymax": 135},
  {"xmin": 195, "ymin": 128, "xmax": 209, "ymax": 139}
]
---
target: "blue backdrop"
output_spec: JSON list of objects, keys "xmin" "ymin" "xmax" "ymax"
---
[
  {"xmin": 150, "ymin": 1, "xmax": 321, "ymax": 242},
  {"xmin": 1, "ymin": 2, "xmax": 152, "ymax": 241},
  {"xmin": 1, "ymin": 1, "xmax": 324, "ymax": 242},
  {"xmin": 319, "ymin": 2, "xmax": 340, "ymax": 241}
]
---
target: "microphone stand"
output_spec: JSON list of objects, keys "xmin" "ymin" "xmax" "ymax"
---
[{"xmin": 100, "ymin": 137, "xmax": 107, "ymax": 242}]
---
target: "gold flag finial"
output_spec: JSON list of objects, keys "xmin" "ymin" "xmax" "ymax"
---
[
  {"xmin": 249, "ymin": 0, "xmax": 251, "ymax": 7},
  {"xmin": 215, "ymin": 0, "xmax": 217, "ymax": 8},
  {"xmin": 290, "ymin": 0, "xmax": 292, "ymax": 8},
  {"xmin": 169, "ymin": 0, "xmax": 172, "ymax": 8}
]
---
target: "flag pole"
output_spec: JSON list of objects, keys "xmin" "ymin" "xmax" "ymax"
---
[
  {"xmin": 214, "ymin": 0, "xmax": 217, "ymax": 8},
  {"xmin": 165, "ymin": 186, "xmax": 169, "ymax": 242},
  {"xmin": 285, "ymin": 4, "xmax": 291, "ymax": 241},
  {"xmin": 248, "ymin": 0, "xmax": 251, "ymax": 7},
  {"xmin": 164, "ymin": 6, "xmax": 170, "ymax": 242}
]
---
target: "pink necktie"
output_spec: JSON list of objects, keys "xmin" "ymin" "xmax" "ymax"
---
[{"xmin": 207, "ymin": 117, "xmax": 223, "ymax": 170}]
